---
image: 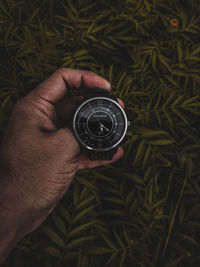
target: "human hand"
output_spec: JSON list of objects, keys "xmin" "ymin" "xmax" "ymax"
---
[{"xmin": 0, "ymin": 68, "xmax": 125, "ymax": 233}]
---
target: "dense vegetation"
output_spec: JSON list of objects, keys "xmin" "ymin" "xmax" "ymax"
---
[{"xmin": 0, "ymin": 0, "xmax": 200, "ymax": 266}]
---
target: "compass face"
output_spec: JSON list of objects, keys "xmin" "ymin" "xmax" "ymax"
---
[{"xmin": 73, "ymin": 97, "xmax": 128, "ymax": 151}]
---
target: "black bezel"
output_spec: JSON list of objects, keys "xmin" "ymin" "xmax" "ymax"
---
[{"xmin": 73, "ymin": 97, "xmax": 128, "ymax": 152}]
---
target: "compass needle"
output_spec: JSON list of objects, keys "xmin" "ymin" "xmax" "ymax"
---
[{"xmin": 73, "ymin": 88, "xmax": 130, "ymax": 160}]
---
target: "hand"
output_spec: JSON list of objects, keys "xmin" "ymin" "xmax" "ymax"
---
[{"xmin": 0, "ymin": 68, "xmax": 125, "ymax": 233}]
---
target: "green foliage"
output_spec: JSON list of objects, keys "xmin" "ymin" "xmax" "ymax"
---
[{"xmin": 1, "ymin": 0, "xmax": 200, "ymax": 266}]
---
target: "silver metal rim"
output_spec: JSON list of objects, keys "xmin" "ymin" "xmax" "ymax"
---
[{"xmin": 72, "ymin": 96, "xmax": 128, "ymax": 152}]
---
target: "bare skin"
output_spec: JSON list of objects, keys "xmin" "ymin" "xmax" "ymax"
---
[{"xmin": 0, "ymin": 68, "xmax": 125, "ymax": 264}]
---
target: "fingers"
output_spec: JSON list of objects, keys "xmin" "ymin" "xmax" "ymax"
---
[
  {"xmin": 55, "ymin": 96, "xmax": 84, "ymax": 127},
  {"xmin": 25, "ymin": 68, "xmax": 111, "ymax": 105},
  {"xmin": 117, "ymin": 98, "xmax": 125, "ymax": 109},
  {"xmin": 77, "ymin": 146, "xmax": 124, "ymax": 170}
]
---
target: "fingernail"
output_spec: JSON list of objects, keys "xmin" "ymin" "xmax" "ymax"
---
[{"xmin": 105, "ymin": 80, "xmax": 111, "ymax": 90}]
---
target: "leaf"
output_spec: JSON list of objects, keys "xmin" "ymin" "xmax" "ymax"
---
[
  {"xmin": 177, "ymin": 40, "xmax": 183, "ymax": 62},
  {"xmin": 76, "ymin": 176, "xmax": 98, "ymax": 190},
  {"xmin": 112, "ymin": 228, "xmax": 125, "ymax": 248},
  {"xmin": 69, "ymin": 220, "xmax": 99, "ymax": 237},
  {"xmin": 186, "ymin": 157, "xmax": 193, "ymax": 178},
  {"xmin": 0, "ymin": 3, "xmax": 8, "ymax": 15},
  {"xmin": 101, "ymin": 234, "xmax": 117, "ymax": 249},
  {"xmin": 123, "ymin": 225, "xmax": 130, "ymax": 244},
  {"xmin": 152, "ymin": 198, "xmax": 167, "ymax": 210},
  {"xmin": 91, "ymin": 24, "xmax": 109, "ymax": 33},
  {"xmin": 152, "ymin": 51, "xmax": 157, "ymax": 71},
  {"xmin": 187, "ymin": 56, "xmax": 200, "ymax": 61},
  {"xmin": 108, "ymin": 64, "xmax": 114, "ymax": 84},
  {"xmin": 87, "ymin": 21, "xmax": 95, "ymax": 35},
  {"xmin": 66, "ymin": 0, "xmax": 78, "ymax": 16},
  {"xmin": 26, "ymin": 8, "xmax": 40, "ymax": 24},
  {"xmin": 165, "ymin": 255, "xmax": 187, "ymax": 267},
  {"xmin": 62, "ymin": 3, "xmax": 76, "ymax": 22},
  {"xmin": 101, "ymin": 209, "xmax": 127, "ymax": 216},
  {"xmin": 73, "ymin": 181, "xmax": 80, "ymax": 207},
  {"xmin": 102, "ymin": 196, "xmax": 124, "ymax": 205},
  {"xmin": 101, "ymin": 40, "xmax": 116, "ymax": 50},
  {"xmin": 161, "ymin": 91, "xmax": 176, "ymax": 110},
  {"xmin": 134, "ymin": 126, "xmax": 171, "ymax": 138},
  {"xmin": 129, "ymin": 198, "xmax": 138, "ymax": 215},
  {"xmin": 76, "ymin": 195, "xmax": 95, "ymax": 210},
  {"xmin": 165, "ymin": 74, "xmax": 181, "ymax": 89},
  {"xmin": 132, "ymin": 139, "xmax": 146, "ymax": 166},
  {"xmin": 56, "ymin": 203, "xmax": 71, "ymax": 223},
  {"xmin": 181, "ymin": 95, "xmax": 200, "ymax": 106},
  {"xmin": 51, "ymin": 212, "xmax": 67, "ymax": 236},
  {"xmin": 117, "ymin": 71, "xmax": 127, "ymax": 89},
  {"xmin": 41, "ymin": 226, "xmax": 65, "ymax": 248},
  {"xmin": 144, "ymin": 166, "xmax": 153, "ymax": 182},
  {"xmin": 72, "ymin": 204, "xmax": 97, "ymax": 224},
  {"xmin": 158, "ymin": 54, "xmax": 171, "ymax": 70},
  {"xmin": 125, "ymin": 173, "xmax": 144, "ymax": 185},
  {"xmin": 142, "ymin": 145, "xmax": 152, "ymax": 168},
  {"xmin": 74, "ymin": 49, "xmax": 88, "ymax": 58},
  {"xmin": 92, "ymin": 171, "xmax": 116, "ymax": 183},
  {"xmin": 177, "ymin": 232, "xmax": 200, "ymax": 246},
  {"xmin": 43, "ymin": 245, "xmax": 62, "ymax": 259},
  {"xmin": 106, "ymin": 251, "xmax": 118, "ymax": 265},
  {"xmin": 79, "ymin": 2, "xmax": 97, "ymax": 13},
  {"xmin": 66, "ymin": 236, "xmax": 96, "ymax": 249},
  {"xmin": 171, "ymin": 69, "xmax": 187, "ymax": 76},
  {"xmin": 171, "ymin": 95, "xmax": 185, "ymax": 107},
  {"xmin": 87, "ymin": 35, "xmax": 97, "ymax": 42},
  {"xmin": 125, "ymin": 190, "xmax": 135, "ymax": 205},
  {"xmin": 0, "ymin": 95, "xmax": 11, "ymax": 109},
  {"xmin": 162, "ymin": 108, "xmax": 173, "ymax": 126},
  {"xmin": 120, "ymin": 250, "xmax": 127, "ymax": 267},
  {"xmin": 154, "ymin": 92, "xmax": 162, "ymax": 125},
  {"xmin": 171, "ymin": 107, "xmax": 190, "ymax": 124},
  {"xmin": 147, "ymin": 139, "xmax": 175, "ymax": 145},
  {"xmin": 191, "ymin": 46, "xmax": 200, "ymax": 56},
  {"xmin": 88, "ymin": 247, "xmax": 113, "ymax": 255}
]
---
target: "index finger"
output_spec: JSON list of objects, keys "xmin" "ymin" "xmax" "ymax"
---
[{"xmin": 25, "ymin": 68, "xmax": 111, "ymax": 104}]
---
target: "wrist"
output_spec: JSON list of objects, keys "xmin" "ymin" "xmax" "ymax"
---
[
  {"xmin": 0, "ymin": 210, "xmax": 27, "ymax": 265},
  {"xmin": 0, "ymin": 180, "xmax": 38, "ymax": 265}
]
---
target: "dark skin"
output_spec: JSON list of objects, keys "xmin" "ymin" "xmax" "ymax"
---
[{"xmin": 0, "ymin": 68, "xmax": 125, "ymax": 264}]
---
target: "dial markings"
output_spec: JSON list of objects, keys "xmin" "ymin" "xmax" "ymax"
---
[{"xmin": 76, "ymin": 98, "xmax": 126, "ymax": 150}]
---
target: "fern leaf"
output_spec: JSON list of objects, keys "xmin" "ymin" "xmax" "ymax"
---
[
  {"xmin": 72, "ymin": 204, "xmax": 97, "ymax": 224},
  {"xmin": 51, "ymin": 212, "xmax": 67, "ymax": 236},
  {"xmin": 41, "ymin": 226, "xmax": 65, "ymax": 248},
  {"xmin": 43, "ymin": 245, "xmax": 62, "ymax": 259},
  {"xmin": 69, "ymin": 220, "xmax": 100, "ymax": 237},
  {"xmin": 66, "ymin": 236, "xmax": 96, "ymax": 250}
]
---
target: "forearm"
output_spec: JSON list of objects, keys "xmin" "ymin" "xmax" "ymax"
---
[
  {"xmin": 0, "ymin": 181, "xmax": 29, "ymax": 265},
  {"xmin": 0, "ymin": 215, "xmax": 25, "ymax": 265}
]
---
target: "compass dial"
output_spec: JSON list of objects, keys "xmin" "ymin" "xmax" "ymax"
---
[{"xmin": 73, "ymin": 97, "xmax": 128, "ymax": 151}]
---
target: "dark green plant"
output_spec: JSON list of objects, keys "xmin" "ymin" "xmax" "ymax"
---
[{"xmin": 1, "ymin": 0, "xmax": 200, "ymax": 266}]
